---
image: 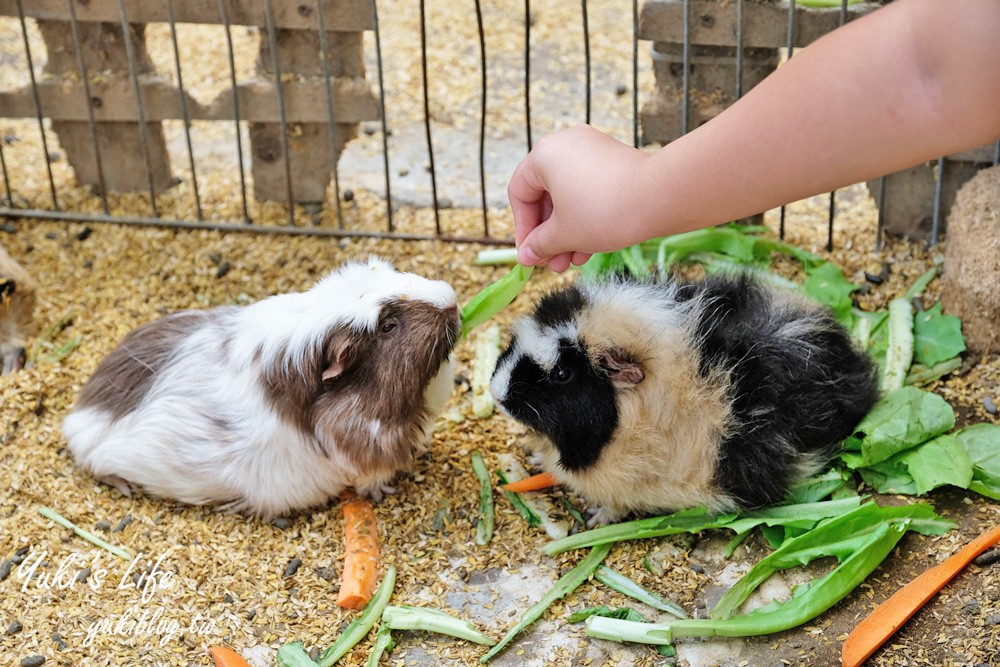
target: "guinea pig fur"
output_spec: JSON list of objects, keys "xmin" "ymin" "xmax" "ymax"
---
[
  {"xmin": 63, "ymin": 257, "xmax": 460, "ymax": 518},
  {"xmin": 490, "ymin": 272, "xmax": 878, "ymax": 525}
]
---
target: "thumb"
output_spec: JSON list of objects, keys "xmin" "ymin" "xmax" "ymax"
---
[{"xmin": 517, "ymin": 213, "xmax": 563, "ymax": 266}]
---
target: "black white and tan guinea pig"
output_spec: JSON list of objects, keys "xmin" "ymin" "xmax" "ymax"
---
[
  {"xmin": 490, "ymin": 272, "xmax": 879, "ymax": 526},
  {"xmin": 1, "ymin": 244, "xmax": 36, "ymax": 374},
  {"xmin": 63, "ymin": 257, "xmax": 460, "ymax": 519}
]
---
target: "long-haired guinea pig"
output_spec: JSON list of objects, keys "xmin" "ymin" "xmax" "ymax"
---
[
  {"xmin": 63, "ymin": 257, "xmax": 460, "ymax": 518},
  {"xmin": 490, "ymin": 272, "xmax": 878, "ymax": 525}
]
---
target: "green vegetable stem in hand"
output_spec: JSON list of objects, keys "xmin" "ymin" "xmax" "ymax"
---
[{"xmin": 461, "ymin": 264, "xmax": 533, "ymax": 337}]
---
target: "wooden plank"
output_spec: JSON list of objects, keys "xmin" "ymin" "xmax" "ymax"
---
[
  {"xmin": 0, "ymin": 0, "xmax": 374, "ymax": 31},
  {"xmin": 639, "ymin": 0, "xmax": 880, "ymax": 49},
  {"xmin": 0, "ymin": 78, "xmax": 379, "ymax": 123}
]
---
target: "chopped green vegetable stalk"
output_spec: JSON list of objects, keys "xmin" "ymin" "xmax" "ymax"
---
[
  {"xmin": 365, "ymin": 626, "xmax": 395, "ymax": 667},
  {"xmin": 568, "ymin": 606, "xmax": 676, "ymax": 657},
  {"xmin": 542, "ymin": 498, "xmax": 861, "ymax": 556},
  {"xmin": 277, "ymin": 641, "xmax": 319, "ymax": 667},
  {"xmin": 711, "ymin": 502, "xmax": 952, "ymax": 620},
  {"xmin": 471, "ymin": 452, "xmax": 494, "ymax": 545},
  {"xmin": 880, "ymin": 297, "xmax": 915, "ymax": 392},
  {"xmin": 471, "ymin": 324, "xmax": 502, "ymax": 418},
  {"xmin": 594, "ymin": 566, "xmax": 687, "ymax": 618},
  {"xmin": 317, "ymin": 565, "xmax": 397, "ymax": 667},
  {"xmin": 903, "ymin": 265, "xmax": 941, "ymax": 301},
  {"xmin": 381, "ymin": 605, "xmax": 496, "ymax": 645},
  {"xmin": 586, "ymin": 523, "xmax": 906, "ymax": 642},
  {"xmin": 461, "ymin": 264, "xmax": 533, "ymax": 337},
  {"xmin": 905, "ymin": 357, "xmax": 962, "ymax": 387},
  {"xmin": 481, "ymin": 544, "xmax": 612, "ymax": 662},
  {"xmin": 35, "ymin": 505, "xmax": 132, "ymax": 561},
  {"xmin": 496, "ymin": 453, "xmax": 569, "ymax": 539},
  {"xmin": 495, "ymin": 469, "xmax": 542, "ymax": 527},
  {"xmin": 474, "ymin": 248, "xmax": 519, "ymax": 266}
]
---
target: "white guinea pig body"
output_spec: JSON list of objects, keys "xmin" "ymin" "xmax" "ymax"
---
[
  {"xmin": 490, "ymin": 273, "xmax": 878, "ymax": 525},
  {"xmin": 63, "ymin": 258, "xmax": 460, "ymax": 518}
]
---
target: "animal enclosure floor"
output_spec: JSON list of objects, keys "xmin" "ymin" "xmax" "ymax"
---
[{"xmin": 1, "ymin": 188, "xmax": 999, "ymax": 667}]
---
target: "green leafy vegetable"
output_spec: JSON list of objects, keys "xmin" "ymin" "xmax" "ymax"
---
[
  {"xmin": 584, "ymin": 502, "xmax": 951, "ymax": 644},
  {"xmin": 956, "ymin": 423, "xmax": 1000, "ymax": 500},
  {"xmin": 594, "ymin": 566, "xmax": 687, "ymax": 618},
  {"xmin": 481, "ymin": 544, "xmax": 611, "ymax": 662},
  {"xmin": 801, "ymin": 262, "xmax": 859, "ymax": 326},
  {"xmin": 841, "ymin": 387, "xmax": 955, "ymax": 468},
  {"xmin": 542, "ymin": 498, "xmax": 861, "ymax": 556},
  {"xmin": 470, "ymin": 452, "xmax": 494, "ymax": 545},
  {"xmin": 364, "ymin": 627, "xmax": 395, "ymax": 667},
  {"xmin": 586, "ymin": 523, "xmax": 906, "ymax": 642},
  {"xmin": 460, "ymin": 264, "xmax": 533, "ymax": 337},
  {"xmin": 381, "ymin": 605, "xmax": 496, "ymax": 645},
  {"xmin": 277, "ymin": 642, "xmax": 319, "ymax": 667},
  {"xmin": 913, "ymin": 302, "xmax": 966, "ymax": 367},
  {"xmin": 317, "ymin": 566, "xmax": 397, "ymax": 666},
  {"xmin": 858, "ymin": 435, "xmax": 973, "ymax": 496}
]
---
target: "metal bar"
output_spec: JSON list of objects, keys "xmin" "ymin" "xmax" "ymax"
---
[
  {"xmin": 0, "ymin": 206, "xmax": 513, "ymax": 245},
  {"xmin": 779, "ymin": 0, "xmax": 796, "ymax": 239},
  {"xmin": 474, "ymin": 0, "xmax": 489, "ymax": 236},
  {"xmin": 217, "ymin": 0, "xmax": 251, "ymax": 223},
  {"xmin": 67, "ymin": 0, "xmax": 110, "ymax": 214},
  {"xmin": 316, "ymin": 0, "xmax": 344, "ymax": 229},
  {"xmin": 371, "ymin": 0, "xmax": 392, "ymax": 231},
  {"xmin": 826, "ymin": 0, "xmax": 849, "ymax": 252},
  {"xmin": 929, "ymin": 156, "xmax": 945, "ymax": 247},
  {"xmin": 631, "ymin": 0, "xmax": 639, "ymax": 148},
  {"xmin": 735, "ymin": 0, "xmax": 743, "ymax": 99},
  {"xmin": 0, "ymin": 141, "xmax": 11, "ymax": 206},
  {"xmin": 875, "ymin": 174, "xmax": 886, "ymax": 251},
  {"xmin": 418, "ymin": 0, "xmax": 441, "ymax": 234},
  {"xmin": 582, "ymin": 0, "xmax": 591, "ymax": 125},
  {"xmin": 115, "ymin": 0, "xmax": 159, "ymax": 217},
  {"xmin": 262, "ymin": 0, "xmax": 296, "ymax": 226},
  {"xmin": 994, "ymin": 140, "xmax": 1000, "ymax": 166},
  {"xmin": 525, "ymin": 0, "xmax": 532, "ymax": 151},
  {"xmin": 166, "ymin": 0, "xmax": 203, "ymax": 221},
  {"xmin": 15, "ymin": 0, "xmax": 59, "ymax": 210},
  {"xmin": 680, "ymin": 0, "xmax": 690, "ymax": 135}
]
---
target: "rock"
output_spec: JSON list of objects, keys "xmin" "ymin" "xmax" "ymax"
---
[{"xmin": 942, "ymin": 165, "xmax": 1000, "ymax": 353}]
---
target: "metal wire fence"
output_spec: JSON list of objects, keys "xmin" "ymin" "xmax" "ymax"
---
[{"xmin": 0, "ymin": 0, "xmax": 997, "ymax": 247}]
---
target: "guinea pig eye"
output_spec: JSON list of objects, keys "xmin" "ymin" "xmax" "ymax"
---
[
  {"xmin": 379, "ymin": 318, "xmax": 398, "ymax": 334},
  {"xmin": 550, "ymin": 366, "xmax": 573, "ymax": 384}
]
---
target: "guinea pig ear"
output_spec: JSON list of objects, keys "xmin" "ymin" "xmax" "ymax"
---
[
  {"xmin": 320, "ymin": 333, "xmax": 354, "ymax": 381},
  {"xmin": 596, "ymin": 348, "xmax": 644, "ymax": 386}
]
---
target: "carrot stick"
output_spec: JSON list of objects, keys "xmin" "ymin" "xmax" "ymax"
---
[
  {"xmin": 499, "ymin": 471, "xmax": 559, "ymax": 493},
  {"xmin": 337, "ymin": 494, "xmax": 381, "ymax": 610},
  {"xmin": 841, "ymin": 523, "xmax": 1000, "ymax": 667},
  {"xmin": 209, "ymin": 646, "xmax": 252, "ymax": 667}
]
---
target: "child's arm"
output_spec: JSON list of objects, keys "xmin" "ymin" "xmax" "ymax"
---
[{"xmin": 509, "ymin": 0, "xmax": 1000, "ymax": 271}]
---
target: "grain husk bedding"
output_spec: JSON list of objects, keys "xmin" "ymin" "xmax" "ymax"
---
[
  {"xmin": 2, "ymin": 4, "xmax": 999, "ymax": 667},
  {"xmin": 1, "ymin": 188, "xmax": 998, "ymax": 667}
]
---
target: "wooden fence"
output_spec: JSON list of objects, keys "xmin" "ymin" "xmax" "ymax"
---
[{"xmin": 0, "ymin": 0, "xmax": 379, "ymax": 209}]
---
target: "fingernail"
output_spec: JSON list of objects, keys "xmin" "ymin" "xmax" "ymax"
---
[{"xmin": 518, "ymin": 246, "xmax": 541, "ymax": 265}]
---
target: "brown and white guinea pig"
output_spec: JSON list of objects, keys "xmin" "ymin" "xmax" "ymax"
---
[
  {"xmin": 0, "ymin": 244, "xmax": 36, "ymax": 374},
  {"xmin": 63, "ymin": 257, "xmax": 460, "ymax": 518},
  {"xmin": 490, "ymin": 272, "xmax": 879, "ymax": 525}
]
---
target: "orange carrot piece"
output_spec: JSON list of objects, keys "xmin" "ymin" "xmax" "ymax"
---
[
  {"xmin": 209, "ymin": 646, "xmax": 252, "ymax": 667},
  {"xmin": 841, "ymin": 523, "xmax": 1000, "ymax": 667},
  {"xmin": 336, "ymin": 494, "xmax": 381, "ymax": 610},
  {"xmin": 499, "ymin": 471, "xmax": 559, "ymax": 493}
]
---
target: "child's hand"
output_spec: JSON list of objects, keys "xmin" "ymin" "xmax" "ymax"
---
[{"xmin": 508, "ymin": 125, "xmax": 652, "ymax": 272}]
